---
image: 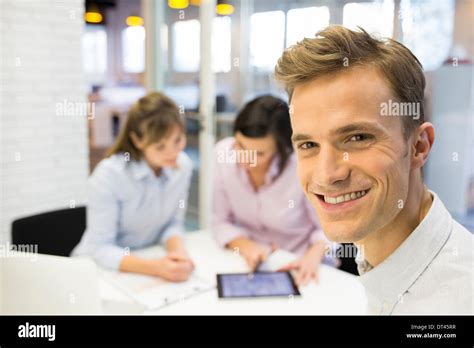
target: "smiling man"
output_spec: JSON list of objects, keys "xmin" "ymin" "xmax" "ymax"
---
[{"xmin": 275, "ymin": 26, "xmax": 473, "ymax": 314}]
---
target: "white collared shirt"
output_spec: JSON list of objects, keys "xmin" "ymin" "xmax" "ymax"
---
[{"xmin": 356, "ymin": 191, "xmax": 473, "ymax": 315}]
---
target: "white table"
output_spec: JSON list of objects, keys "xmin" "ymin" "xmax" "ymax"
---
[{"xmin": 99, "ymin": 231, "xmax": 368, "ymax": 315}]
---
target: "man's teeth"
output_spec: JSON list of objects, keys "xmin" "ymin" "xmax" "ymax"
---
[{"xmin": 323, "ymin": 190, "xmax": 368, "ymax": 204}]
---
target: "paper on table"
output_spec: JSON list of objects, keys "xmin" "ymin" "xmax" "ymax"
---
[
  {"xmin": 101, "ymin": 270, "xmax": 215, "ymax": 310},
  {"xmin": 257, "ymin": 249, "xmax": 298, "ymax": 272}
]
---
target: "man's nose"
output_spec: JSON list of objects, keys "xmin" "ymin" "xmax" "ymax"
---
[{"xmin": 312, "ymin": 147, "xmax": 350, "ymax": 187}]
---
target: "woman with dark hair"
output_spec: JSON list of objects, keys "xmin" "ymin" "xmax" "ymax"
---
[
  {"xmin": 73, "ymin": 92, "xmax": 194, "ymax": 282},
  {"xmin": 212, "ymin": 95, "xmax": 328, "ymax": 286}
]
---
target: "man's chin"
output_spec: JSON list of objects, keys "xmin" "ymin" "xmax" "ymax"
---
[{"xmin": 320, "ymin": 220, "xmax": 367, "ymax": 243}]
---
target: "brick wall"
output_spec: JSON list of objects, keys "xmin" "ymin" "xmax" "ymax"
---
[{"xmin": 0, "ymin": 0, "xmax": 89, "ymax": 243}]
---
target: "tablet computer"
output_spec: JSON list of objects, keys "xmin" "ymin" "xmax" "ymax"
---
[{"xmin": 216, "ymin": 271, "xmax": 300, "ymax": 298}]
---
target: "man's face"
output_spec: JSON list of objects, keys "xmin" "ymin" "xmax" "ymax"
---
[{"xmin": 291, "ymin": 66, "xmax": 412, "ymax": 243}]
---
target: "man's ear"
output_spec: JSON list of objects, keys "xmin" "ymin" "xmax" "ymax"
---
[
  {"xmin": 129, "ymin": 131, "xmax": 144, "ymax": 151},
  {"xmin": 411, "ymin": 122, "xmax": 435, "ymax": 170}
]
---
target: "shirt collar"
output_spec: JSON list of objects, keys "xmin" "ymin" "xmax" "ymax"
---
[
  {"xmin": 129, "ymin": 159, "xmax": 172, "ymax": 182},
  {"xmin": 264, "ymin": 155, "xmax": 281, "ymax": 184},
  {"xmin": 236, "ymin": 154, "xmax": 281, "ymax": 187},
  {"xmin": 356, "ymin": 190, "xmax": 452, "ymax": 311}
]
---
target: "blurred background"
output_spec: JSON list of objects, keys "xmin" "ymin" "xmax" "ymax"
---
[{"xmin": 1, "ymin": 0, "xmax": 473, "ymax": 244}]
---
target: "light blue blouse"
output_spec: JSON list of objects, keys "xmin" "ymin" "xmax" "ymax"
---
[{"xmin": 72, "ymin": 152, "xmax": 193, "ymax": 270}]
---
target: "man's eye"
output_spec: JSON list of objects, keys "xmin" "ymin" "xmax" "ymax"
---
[
  {"xmin": 298, "ymin": 142, "xmax": 316, "ymax": 150},
  {"xmin": 348, "ymin": 134, "xmax": 371, "ymax": 142}
]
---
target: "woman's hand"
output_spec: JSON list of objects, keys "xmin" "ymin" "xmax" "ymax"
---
[
  {"xmin": 119, "ymin": 253, "xmax": 194, "ymax": 282},
  {"xmin": 149, "ymin": 255, "xmax": 194, "ymax": 282},
  {"xmin": 279, "ymin": 241, "xmax": 326, "ymax": 286},
  {"xmin": 165, "ymin": 235, "xmax": 195, "ymax": 268},
  {"xmin": 227, "ymin": 237, "xmax": 272, "ymax": 271}
]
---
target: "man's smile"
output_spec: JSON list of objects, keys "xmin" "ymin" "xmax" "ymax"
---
[{"xmin": 311, "ymin": 188, "xmax": 372, "ymax": 212}]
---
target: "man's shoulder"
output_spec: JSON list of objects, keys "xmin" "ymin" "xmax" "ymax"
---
[
  {"xmin": 408, "ymin": 216, "xmax": 473, "ymax": 313},
  {"xmin": 429, "ymin": 191, "xmax": 473, "ymax": 269},
  {"xmin": 451, "ymin": 218, "xmax": 474, "ymax": 243},
  {"xmin": 439, "ymin": 218, "xmax": 473, "ymax": 272},
  {"xmin": 426, "ymin": 210, "xmax": 473, "ymax": 278}
]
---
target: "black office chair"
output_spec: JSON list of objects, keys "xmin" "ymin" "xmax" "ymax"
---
[{"xmin": 11, "ymin": 206, "xmax": 86, "ymax": 257}]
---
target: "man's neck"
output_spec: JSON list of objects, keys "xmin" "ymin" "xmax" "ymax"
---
[{"xmin": 356, "ymin": 180, "xmax": 433, "ymax": 268}]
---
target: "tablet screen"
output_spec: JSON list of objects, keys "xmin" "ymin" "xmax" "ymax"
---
[{"xmin": 217, "ymin": 271, "xmax": 300, "ymax": 298}]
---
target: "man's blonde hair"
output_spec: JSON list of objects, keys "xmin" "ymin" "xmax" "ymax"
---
[{"xmin": 274, "ymin": 25, "xmax": 425, "ymax": 139}]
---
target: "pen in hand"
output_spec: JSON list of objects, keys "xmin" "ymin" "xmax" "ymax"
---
[
  {"xmin": 251, "ymin": 248, "xmax": 274, "ymax": 273},
  {"xmin": 253, "ymin": 259, "xmax": 263, "ymax": 273}
]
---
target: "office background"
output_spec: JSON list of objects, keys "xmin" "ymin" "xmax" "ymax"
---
[{"xmin": 0, "ymin": 0, "xmax": 473, "ymax": 245}]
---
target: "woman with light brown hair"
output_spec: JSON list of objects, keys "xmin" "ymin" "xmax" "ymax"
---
[{"xmin": 73, "ymin": 92, "xmax": 194, "ymax": 282}]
